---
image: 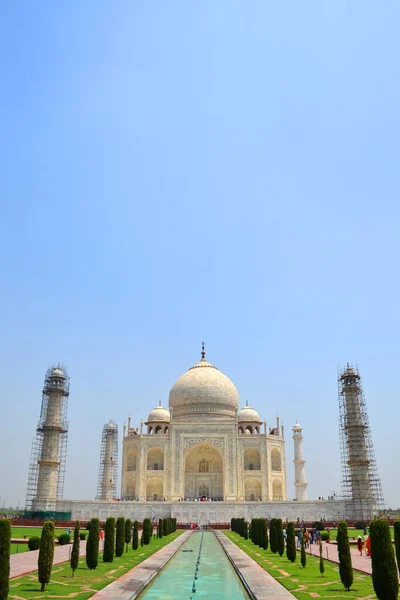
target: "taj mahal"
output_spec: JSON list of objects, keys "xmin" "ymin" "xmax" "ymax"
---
[{"xmin": 26, "ymin": 345, "xmax": 380, "ymax": 524}]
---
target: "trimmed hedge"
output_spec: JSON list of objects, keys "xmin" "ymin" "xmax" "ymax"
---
[
  {"xmin": 28, "ymin": 536, "xmax": 40, "ymax": 551},
  {"xmin": 270, "ymin": 518, "xmax": 278, "ymax": 553},
  {"xmin": 79, "ymin": 532, "xmax": 86, "ymax": 541},
  {"xmin": 115, "ymin": 517, "xmax": 125, "ymax": 557},
  {"xmin": 143, "ymin": 518, "xmax": 151, "ymax": 545},
  {"xmin": 370, "ymin": 519, "xmax": 398, "ymax": 600},
  {"xmin": 276, "ymin": 519, "xmax": 284, "ymax": 556},
  {"xmin": 337, "ymin": 521, "xmax": 353, "ymax": 591},
  {"xmin": 103, "ymin": 517, "xmax": 115, "ymax": 563},
  {"xmin": 286, "ymin": 522, "xmax": 296, "ymax": 562},
  {"xmin": 38, "ymin": 521, "xmax": 55, "ymax": 591},
  {"xmin": 0, "ymin": 519, "xmax": 11, "ymax": 600},
  {"xmin": 301, "ymin": 535, "xmax": 306, "ymax": 568},
  {"xmin": 86, "ymin": 518, "xmax": 100, "ymax": 570},
  {"xmin": 132, "ymin": 520, "xmax": 139, "ymax": 550},
  {"xmin": 320, "ymin": 530, "xmax": 330, "ymax": 541},
  {"xmin": 57, "ymin": 533, "xmax": 70, "ymax": 546},
  {"xmin": 70, "ymin": 521, "xmax": 80, "ymax": 577},
  {"xmin": 394, "ymin": 520, "xmax": 400, "ymax": 576},
  {"xmin": 125, "ymin": 518, "xmax": 132, "ymax": 552}
]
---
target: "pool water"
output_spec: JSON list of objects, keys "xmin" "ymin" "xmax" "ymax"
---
[{"xmin": 138, "ymin": 531, "xmax": 248, "ymax": 599}]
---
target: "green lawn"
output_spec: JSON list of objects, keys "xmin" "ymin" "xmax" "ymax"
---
[
  {"xmin": 11, "ymin": 527, "xmax": 71, "ymax": 539},
  {"xmin": 9, "ymin": 531, "xmax": 183, "ymax": 600},
  {"xmin": 224, "ymin": 531, "xmax": 383, "ymax": 600},
  {"xmin": 10, "ymin": 544, "xmax": 30, "ymax": 555}
]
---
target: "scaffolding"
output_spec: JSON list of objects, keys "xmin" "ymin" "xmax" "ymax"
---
[
  {"xmin": 25, "ymin": 365, "xmax": 70, "ymax": 511},
  {"xmin": 338, "ymin": 364, "xmax": 384, "ymax": 521},
  {"xmin": 96, "ymin": 421, "xmax": 118, "ymax": 500}
]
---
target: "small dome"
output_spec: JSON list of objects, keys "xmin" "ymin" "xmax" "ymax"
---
[
  {"xmin": 292, "ymin": 422, "xmax": 302, "ymax": 430},
  {"xmin": 238, "ymin": 402, "xmax": 261, "ymax": 423},
  {"xmin": 106, "ymin": 420, "xmax": 117, "ymax": 430},
  {"xmin": 50, "ymin": 365, "xmax": 65, "ymax": 379},
  {"xmin": 147, "ymin": 403, "xmax": 170, "ymax": 423}
]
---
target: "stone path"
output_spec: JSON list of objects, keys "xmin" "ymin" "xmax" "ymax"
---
[
  {"xmin": 304, "ymin": 541, "xmax": 372, "ymax": 575},
  {"xmin": 10, "ymin": 540, "xmax": 87, "ymax": 580},
  {"xmin": 216, "ymin": 531, "xmax": 296, "ymax": 599},
  {"xmin": 91, "ymin": 530, "xmax": 191, "ymax": 599}
]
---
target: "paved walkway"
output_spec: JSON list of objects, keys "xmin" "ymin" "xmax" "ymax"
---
[
  {"xmin": 10, "ymin": 540, "xmax": 87, "ymax": 580},
  {"xmin": 304, "ymin": 541, "xmax": 372, "ymax": 575},
  {"xmin": 216, "ymin": 531, "xmax": 296, "ymax": 599},
  {"xmin": 91, "ymin": 531, "xmax": 191, "ymax": 599}
]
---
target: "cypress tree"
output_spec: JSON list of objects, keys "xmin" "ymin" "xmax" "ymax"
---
[
  {"xmin": 0, "ymin": 519, "xmax": 11, "ymax": 600},
  {"xmin": 370, "ymin": 519, "xmax": 399, "ymax": 600},
  {"xmin": 38, "ymin": 521, "xmax": 55, "ymax": 591},
  {"xmin": 286, "ymin": 522, "xmax": 296, "ymax": 562},
  {"xmin": 300, "ymin": 534, "xmax": 306, "ymax": 568},
  {"xmin": 261, "ymin": 520, "xmax": 268, "ymax": 550},
  {"xmin": 158, "ymin": 518, "xmax": 163, "ymax": 538},
  {"xmin": 270, "ymin": 518, "xmax": 277, "ymax": 553},
  {"xmin": 243, "ymin": 520, "xmax": 248, "ymax": 540},
  {"xmin": 257, "ymin": 519, "xmax": 263, "ymax": 548},
  {"xmin": 337, "ymin": 521, "xmax": 353, "ymax": 591},
  {"xmin": 394, "ymin": 520, "xmax": 400, "ymax": 576},
  {"xmin": 319, "ymin": 540, "xmax": 325, "ymax": 577},
  {"xmin": 70, "ymin": 521, "xmax": 80, "ymax": 577},
  {"xmin": 276, "ymin": 519, "xmax": 284, "ymax": 556},
  {"xmin": 143, "ymin": 518, "xmax": 151, "ymax": 545},
  {"xmin": 163, "ymin": 518, "xmax": 167, "ymax": 537},
  {"xmin": 115, "ymin": 517, "xmax": 125, "ymax": 557},
  {"xmin": 125, "ymin": 518, "xmax": 132, "ymax": 553},
  {"xmin": 86, "ymin": 518, "xmax": 100, "ymax": 570},
  {"xmin": 103, "ymin": 517, "xmax": 115, "ymax": 563},
  {"xmin": 132, "ymin": 521, "xmax": 139, "ymax": 550}
]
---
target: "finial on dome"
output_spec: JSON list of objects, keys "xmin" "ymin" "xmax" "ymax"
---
[
  {"xmin": 246, "ymin": 399, "xmax": 249, "ymax": 406},
  {"xmin": 158, "ymin": 400, "xmax": 162, "ymax": 406},
  {"xmin": 201, "ymin": 341, "xmax": 206, "ymax": 360}
]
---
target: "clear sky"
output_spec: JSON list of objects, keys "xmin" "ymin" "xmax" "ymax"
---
[{"xmin": 0, "ymin": 1, "xmax": 399, "ymax": 510}]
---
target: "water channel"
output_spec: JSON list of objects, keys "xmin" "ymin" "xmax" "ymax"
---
[{"xmin": 137, "ymin": 531, "xmax": 249, "ymax": 599}]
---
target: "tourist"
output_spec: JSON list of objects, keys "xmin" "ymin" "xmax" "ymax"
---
[
  {"xmin": 357, "ymin": 535, "xmax": 363, "ymax": 555},
  {"xmin": 365, "ymin": 535, "xmax": 371, "ymax": 557}
]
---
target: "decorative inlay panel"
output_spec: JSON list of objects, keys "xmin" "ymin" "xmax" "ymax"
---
[{"xmin": 183, "ymin": 437, "xmax": 225, "ymax": 451}]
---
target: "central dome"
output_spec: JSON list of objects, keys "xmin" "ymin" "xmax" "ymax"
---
[{"xmin": 169, "ymin": 356, "xmax": 239, "ymax": 422}]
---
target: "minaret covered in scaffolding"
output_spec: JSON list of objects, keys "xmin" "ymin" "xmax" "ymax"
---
[
  {"xmin": 96, "ymin": 421, "xmax": 118, "ymax": 501},
  {"xmin": 338, "ymin": 364, "xmax": 384, "ymax": 520},
  {"xmin": 26, "ymin": 365, "xmax": 69, "ymax": 513}
]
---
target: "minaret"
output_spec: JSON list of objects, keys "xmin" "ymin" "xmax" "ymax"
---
[
  {"xmin": 96, "ymin": 421, "xmax": 118, "ymax": 501},
  {"xmin": 27, "ymin": 365, "xmax": 70, "ymax": 512},
  {"xmin": 292, "ymin": 422, "xmax": 308, "ymax": 501},
  {"xmin": 338, "ymin": 365, "xmax": 383, "ymax": 520}
]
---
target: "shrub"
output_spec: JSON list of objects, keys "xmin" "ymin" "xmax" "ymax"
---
[
  {"xmin": 163, "ymin": 518, "xmax": 167, "ymax": 537},
  {"xmin": 158, "ymin": 518, "xmax": 163, "ymax": 539},
  {"xmin": 132, "ymin": 521, "xmax": 139, "ymax": 550},
  {"xmin": 86, "ymin": 518, "xmax": 99, "ymax": 570},
  {"xmin": 79, "ymin": 532, "xmax": 86, "ymax": 541},
  {"xmin": 286, "ymin": 522, "xmax": 296, "ymax": 563},
  {"xmin": 261, "ymin": 519, "xmax": 268, "ymax": 550},
  {"xmin": 370, "ymin": 519, "xmax": 399, "ymax": 600},
  {"xmin": 337, "ymin": 521, "xmax": 353, "ymax": 591},
  {"xmin": 394, "ymin": 520, "xmax": 400, "ymax": 576},
  {"xmin": 103, "ymin": 517, "xmax": 115, "ymax": 563},
  {"xmin": 115, "ymin": 517, "xmax": 125, "ymax": 557},
  {"xmin": 38, "ymin": 521, "xmax": 55, "ymax": 591},
  {"xmin": 313, "ymin": 521, "xmax": 325, "ymax": 531},
  {"xmin": 57, "ymin": 533, "xmax": 71, "ymax": 546},
  {"xmin": 276, "ymin": 519, "xmax": 284, "ymax": 556},
  {"xmin": 143, "ymin": 518, "xmax": 151, "ymax": 545},
  {"xmin": 355, "ymin": 521, "xmax": 367, "ymax": 530},
  {"xmin": 270, "ymin": 518, "xmax": 277, "ymax": 553},
  {"xmin": 243, "ymin": 520, "xmax": 248, "ymax": 540},
  {"xmin": 300, "ymin": 535, "xmax": 306, "ymax": 568},
  {"xmin": 28, "ymin": 536, "xmax": 40, "ymax": 551},
  {"xmin": 125, "ymin": 518, "xmax": 132, "ymax": 553},
  {"xmin": 320, "ymin": 530, "xmax": 330, "ymax": 541},
  {"xmin": 70, "ymin": 521, "xmax": 80, "ymax": 577},
  {"xmin": 0, "ymin": 519, "xmax": 11, "ymax": 600},
  {"xmin": 319, "ymin": 540, "xmax": 324, "ymax": 577}
]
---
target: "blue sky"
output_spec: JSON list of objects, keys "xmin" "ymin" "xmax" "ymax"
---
[{"xmin": 0, "ymin": 1, "xmax": 399, "ymax": 509}]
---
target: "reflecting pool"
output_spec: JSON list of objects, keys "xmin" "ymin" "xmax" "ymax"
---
[{"xmin": 138, "ymin": 531, "xmax": 248, "ymax": 599}]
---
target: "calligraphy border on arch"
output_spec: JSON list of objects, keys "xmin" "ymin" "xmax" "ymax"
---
[{"xmin": 183, "ymin": 437, "xmax": 225, "ymax": 451}]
